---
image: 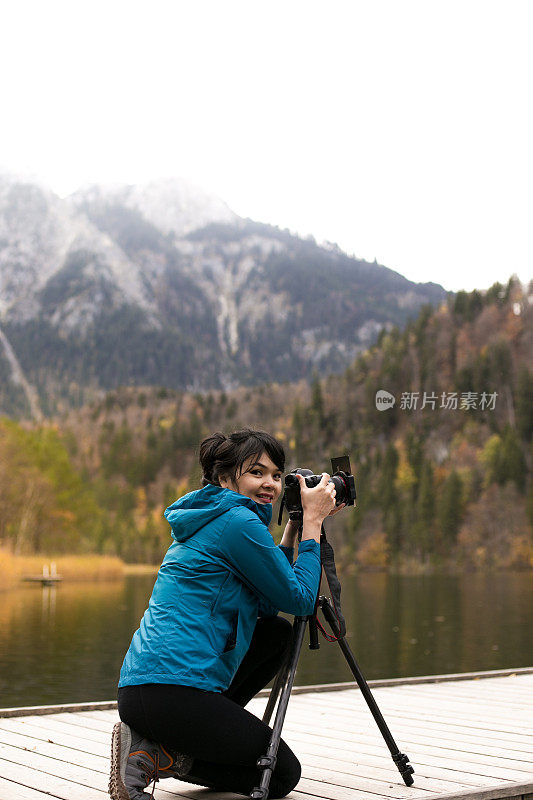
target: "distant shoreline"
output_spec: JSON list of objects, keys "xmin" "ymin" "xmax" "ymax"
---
[
  {"xmin": 0, "ymin": 549, "xmax": 158, "ymax": 591},
  {"xmin": 2, "ymin": 548, "xmax": 531, "ymax": 593}
]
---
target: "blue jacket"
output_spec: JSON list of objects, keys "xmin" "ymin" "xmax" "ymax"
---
[{"xmin": 118, "ymin": 483, "xmax": 321, "ymax": 692}]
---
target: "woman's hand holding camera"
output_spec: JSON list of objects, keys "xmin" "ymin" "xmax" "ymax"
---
[
  {"xmin": 297, "ymin": 472, "xmax": 335, "ymax": 520},
  {"xmin": 296, "ymin": 472, "xmax": 344, "ymax": 543}
]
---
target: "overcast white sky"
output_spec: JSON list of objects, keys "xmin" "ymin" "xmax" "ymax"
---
[{"xmin": 1, "ymin": 0, "xmax": 532, "ymax": 291}]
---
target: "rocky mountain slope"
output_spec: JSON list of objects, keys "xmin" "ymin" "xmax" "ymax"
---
[
  {"xmin": 0, "ymin": 174, "xmax": 447, "ymax": 417},
  {"xmin": 2, "ymin": 282, "xmax": 530, "ymax": 567}
]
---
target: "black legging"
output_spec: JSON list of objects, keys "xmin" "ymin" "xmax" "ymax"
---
[{"xmin": 118, "ymin": 616, "xmax": 299, "ymax": 798}]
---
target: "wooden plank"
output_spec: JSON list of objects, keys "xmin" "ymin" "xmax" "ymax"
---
[
  {"xmin": 285, "ymin": 693, "xmax": 533, "ymax": 734},
  {"xmin": 0, "ymin": 758, "xmax": 108, "ymax": 799},
  {"xmin": 0, "ymin": 716, "xmax": 485, "ymax": 792},
  {"xmin": 282, "ymin": 729, "xmax": 533, "ymax": 781},
  {"xmin": 0, "ymin": 717, "xmax": 110, "ymax": 758},
  {"xmin": 288, "ymin": 705, "xmax": 533, "ymax": 752},
  {"xmin": 74, "ymin": 709, "xmax": 119, "ymax": 724},
  {"xmin": 302, "ymin": 765, "xmax": 430, "ymax": 798},
  {"xmin": 379, "ymin": 681, "xmax": 533, "ymax": 716},
  {"xmin": 0, "ymin": 741, "xmax": 110, "ymax": 792},
  {"xmin": 288, "ymin": 701, "xmax": 533, "ymax": 753},
  {"xmin": 0, "ymin": 714, "xmax": 466, "ymax": 796},
  {"xmin": 71, "ymin": 700, "xmax": 529, "ymax": 780},
  {"xmin": 298, "ymin": 692, "xmax": 533, "ymax": 732},
  {"xmin": 0, "ymin": 701, "xmax": 117, "ymax": 719},
  {"xmin": 289, "ymin": 739, "xmax": 495, "ymax": 787},
  {"xmin": 310, "ymin": 687, "xmax": 533, "ymax": 718},
  {"xmin": 280, "ymin": 715, "xmax": 533, "ymax": 762},
  {"xmin": 398, "ymin": 686, "xmax": 532, "ymax": 706},
  {"xmin": 0, "ymin": 777, "xmax": 68, "ymax": 800},
  {"xmin": 0, "ymin": 716, "xmax": 407, "ymax": 800},
  {"xmin": 70, "ymin": 700, "xmax": 532, "ymax": 767},
  {"xmin": 291, "ymin": 792, "xmax": 393, "ymax": 800},
  {"xmin": 2, "ymin": 714, "xmax": 112, "ymax": 744},
  {"xmin": 0, "ymin": 736, "xmax": 198, "ymax": 800},
  {"xmin": 296, "ymin": 776, "xmax": 426, "ymax": 800},
  {"xmin": 296, "ymin": 778, "xmax": 532, "ymax": 800},
  {"xmin": 390, "ymin": 675, "xmax": 533, "ymax": 692},
  {"xmin": 27, "ymin": 711, "xmax": 112, "ymax": 734},
  {"xmin": 303, "ymin": 690, "xmax": 533, "ymax": 733},
  {"xmin": 0, "ymin": 756, "xmax": 189, "ymax": 800},
  {"xmin": 280, "ymin": 710, "xmax": 533, "ymax": 759},
  {"xmin": 421, "ymin": 782, "xmax": 533, "ymax": 800},
  {"xmin": 373, "ymin": 700, "xmax": 533, "ymax": 730},
  {"xmin": 0, "ymin": 728, "xmax": 110, "ymax": 771},
  {"xmin": 291, "ymin": 735, "xmax": 533, "ymax": 780},
  {"xmin": 1, "ymin": 672, "xmax": 532, "ymax": 800},
  {"xmin": 308, "ymin": 674, "xmax": 533, "ymax": 698},
  {"xmin": 288, "ymin": 784, "xmax": 390, "ymax": 800},
  {"xmin": 318, "ymin": 677, "xmax": 533, "ymax": 697},
  {"xmin": 301, "ymin": 762, "xmax": 476, "ymax": 795}
]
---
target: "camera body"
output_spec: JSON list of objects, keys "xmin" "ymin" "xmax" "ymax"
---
[{"xmin": 279, "ymin": 456, "xmax": 356, "ymax": 522}]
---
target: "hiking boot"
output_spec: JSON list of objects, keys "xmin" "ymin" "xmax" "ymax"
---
[{"xmin": 109, "ymin": 721, "xmax": 183, "ymax": 799}]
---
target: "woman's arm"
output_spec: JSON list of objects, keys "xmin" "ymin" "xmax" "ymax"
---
[
  {"xmin": 257, "ymin": 523, "xmax": 298, "ymax": 617},
  {"xmin": 218, "ymin": 511, "xmax": 320, "ymax": 616},
  {"xmin": 218, "ymin": 475, "xmax": 338, "ymax": 616},
  {"xmin": 279, "ymin": 519, "xmax": 299, "ymax": 549}
]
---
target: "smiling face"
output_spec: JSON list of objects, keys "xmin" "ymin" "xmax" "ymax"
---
[{"xmin": 219, "ymin": 451, "xmax": 283, "ymax": 505}]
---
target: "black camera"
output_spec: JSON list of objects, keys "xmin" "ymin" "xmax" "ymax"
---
[{"xmin": 278, "ymin": 455, "xmax": 356, "ymax": 523}]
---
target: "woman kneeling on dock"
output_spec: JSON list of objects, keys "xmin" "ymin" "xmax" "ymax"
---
[{"xmin": 110, "ymin": 428, "xmax": 340, "ymax": 800}]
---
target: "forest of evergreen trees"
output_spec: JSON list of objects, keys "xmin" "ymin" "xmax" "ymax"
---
[{"xmin": 1, "ymin": 277, "xmax": 532, "ymax": 571}]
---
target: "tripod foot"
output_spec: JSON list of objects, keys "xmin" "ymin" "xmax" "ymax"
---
[{"xmin": 393, "ymin": 751, "xmax": 415, "ymax": 786}]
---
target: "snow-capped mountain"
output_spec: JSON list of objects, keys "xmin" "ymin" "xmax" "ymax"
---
[{"xmin": 0, "ymin": 173, "xmax": 447, "ymax": 417}]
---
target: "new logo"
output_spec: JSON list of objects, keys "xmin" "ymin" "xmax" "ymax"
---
[{"xmin": 375, "ymin": 390, "xmax": 396, "ymax": 411}]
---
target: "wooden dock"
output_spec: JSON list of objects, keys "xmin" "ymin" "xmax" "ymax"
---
[{"xmin": 0, "ymin": 669, "xmax": 532, "ymax": 800}]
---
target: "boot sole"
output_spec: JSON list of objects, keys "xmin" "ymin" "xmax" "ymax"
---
[{"xmin": 109, "ymin": 721, "xmax": 131, "ymax": 800}]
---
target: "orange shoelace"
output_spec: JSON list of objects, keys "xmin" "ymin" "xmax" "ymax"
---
[{"xmin": 130, "ymin": 745, "xmax": 175, "ymax": 798}]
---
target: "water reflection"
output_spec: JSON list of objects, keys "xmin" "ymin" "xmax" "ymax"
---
[
  {"xmin": 294, "ymin": 572, "xmax": 533, "ymax": 685},
  {"xmin": 0, "ymin": 572, "xmax": 531, "ymax": 708},
  {"xmin": 41, "ymin": 584, "xmax": 57, "ymax": 624},
  {"xmin": 0, "ymin": 576, "xmax": 157, "ymax": 708}
]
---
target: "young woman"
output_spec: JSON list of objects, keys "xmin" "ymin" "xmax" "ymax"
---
[{"xmin": 110, "ymin": 428, "xmax": 341, "ymax": 800}]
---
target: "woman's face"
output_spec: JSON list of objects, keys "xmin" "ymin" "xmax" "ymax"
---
[{"xmin": 219, "ymin": 451, "xmax": 283, "ymax": 505}]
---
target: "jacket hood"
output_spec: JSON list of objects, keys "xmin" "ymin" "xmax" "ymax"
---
[{"xmin": 164, "ymin": 483, "xmax": 272, "ymax": 542}]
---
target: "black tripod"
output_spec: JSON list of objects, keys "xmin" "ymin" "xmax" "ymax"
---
[{"xmin": 250, "ymin": 525, "xmax": 415, "ymax": 800}]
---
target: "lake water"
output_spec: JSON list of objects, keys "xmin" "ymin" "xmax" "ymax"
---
[{"xmin": 1, "ymin": 572, "xmax": 532, "ymax": 708}]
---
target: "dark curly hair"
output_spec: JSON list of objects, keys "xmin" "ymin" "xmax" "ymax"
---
[{"xmin": 199, "ymin": 428, "xmax": 285, "ymax": 488}]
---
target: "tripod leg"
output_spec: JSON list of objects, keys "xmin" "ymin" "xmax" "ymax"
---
[
  {"xmin": 251, "ymin": 616, "xmax": 308, "ymax": 800},
  {"xmin": 262, "ymin": 658, "xmax": 289, "ymax": 726},
  {"xmin": 319, "ymin": 597, "xmax": 415, "ymax": 787}
]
